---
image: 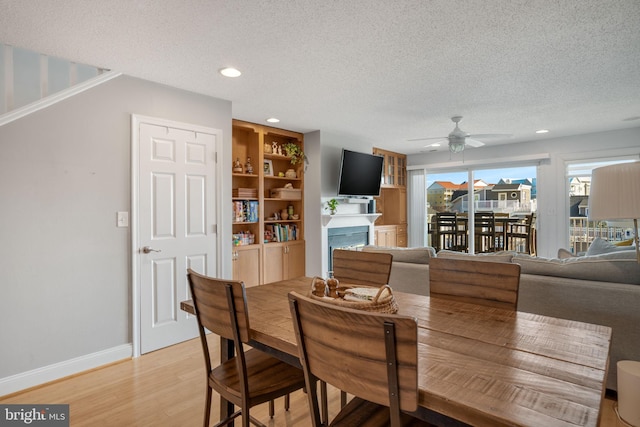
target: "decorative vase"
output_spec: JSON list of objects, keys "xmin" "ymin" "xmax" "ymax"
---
[
  {"xmin": 280, "ymin": 209, "xmax": 289, "ymax": 220},
  {"xmin": 285, "ymin": 168, "xmax": 297, "ymax": 178},
  {"xmin": 244, "ymin": 157, "xmax": 253, "ymax": 174},
  {"xmin": 233, "ymin": 157, "xmax": 243, "ymax": 173}
]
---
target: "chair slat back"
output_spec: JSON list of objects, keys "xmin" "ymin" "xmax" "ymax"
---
[
  {"xmin": 332, "ymin": 249, "xmax": 393, "ymax": 286},
  {"xmin": 288, "ymin": 291, "xmax": 419, "ymax": 412},
  {"xmin": 429, "ymin": 257, "xmax": 521, "ymax": 310},
  {"xmin": 187, "ymin": 269, "xmax": 251, "ymax": 343}
]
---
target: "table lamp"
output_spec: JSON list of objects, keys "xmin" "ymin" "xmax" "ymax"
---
[{"xmin": 588, "ymin": 161, "xmax": 640, "ymax": 263}]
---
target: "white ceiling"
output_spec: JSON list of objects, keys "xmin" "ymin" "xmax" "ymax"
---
[{"xmin": 2, "ymin": 0, "xmax": 640, "ymax": 154}]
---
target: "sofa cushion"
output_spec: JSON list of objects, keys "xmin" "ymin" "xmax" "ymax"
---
[
  {"xmin": 586, "ymin": 237, "xmax": 636, "ymax": 256},
  {"xmin": 362, "ymin": 246, "xmax": 435, "ymax": 264},
  {"xmin": 514, "ymin": 251, "xmax": 640, "ymax": 285},
  {"xmin": 436, "ymin": 250, "xmax": 515, "ymax": 263}
]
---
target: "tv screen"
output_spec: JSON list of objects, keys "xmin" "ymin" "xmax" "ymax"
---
[{"xmin": 337, "ymin": 149, "xmax": 384, "ymax": 197}]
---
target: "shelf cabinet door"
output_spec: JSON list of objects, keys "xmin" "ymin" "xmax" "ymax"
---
[
  {"xmin": 285, "ymin": 240, "xmax": 305, "ymax": 279},
  {"xmin": 263, "ymin": 240, "xmax": 305, "ymax": 284},
  {"xmin": 375, "ymin": 226, "xmax": 397, "ymax": 247},
  {"xmin": 232, "ymin": 246, "xmax": 261, "ymax": 287},
  {"xmin": 263, "ymin": 244, "xmax": 285, "ymax": 284},
  {"xmin": 373, "ymin": 148, "xmax": 406, "ymax": 188}
]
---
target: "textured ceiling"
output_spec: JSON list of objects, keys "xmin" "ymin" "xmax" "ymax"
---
[{"xmin": 2, "ymin": 0, "xmax": 640, "ymax": 153}]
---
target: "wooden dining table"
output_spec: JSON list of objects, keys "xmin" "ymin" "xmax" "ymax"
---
[{"xmin": 181, "ymin": 276, "xmax": 611, "ymax": 427}]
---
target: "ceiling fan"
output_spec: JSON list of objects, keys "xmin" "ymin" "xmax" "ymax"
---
[{"xmin": 410, "ymin": 116, "xmax": 511, "ymax": 153}]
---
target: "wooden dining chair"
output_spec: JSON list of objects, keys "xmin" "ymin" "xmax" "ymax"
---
[
  {"xmin": 330, "ymin": 248, "xmax": 394, "ymax": 410},
  {"xmin": 187, "ymin": 269, "xmax": 306, "ymax": 427},
  {"xmin": 429, "ymin": 257, "xmax": 521, "ymax": 310},
  {"xmin": 288, "ymin": 291, "xmax": 432, "ymax": 427},
  {"xmin": 332, "ymin": 249, "xmax": 393, "ymax": 286}
]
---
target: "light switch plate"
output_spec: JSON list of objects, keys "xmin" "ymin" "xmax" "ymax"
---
[{"xmin": 117, "ymin": 211, "xmax": 129, "ymax": 227}]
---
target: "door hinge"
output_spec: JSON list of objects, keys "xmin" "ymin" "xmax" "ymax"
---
[{"xmin": 212, "ymin": 224, "xmax": 217, "ymax": 234}]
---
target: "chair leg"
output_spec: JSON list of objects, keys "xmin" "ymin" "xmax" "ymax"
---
[
  {"xmin": 320, "ymin": 381, "xmax": 328, "ymax": 425},
  {"xmin": 204, "ymin": 385, "xmax": 212, "ymax": 427},
  {"xmin": 340, "ymin": 390, "xmax": 347, "ymax": 407},
  {"xmin": 284, "ymin": 393, "xmax": 290, "ymax": 411},
  {"xmin": 269, "ymin": 400, "xmax": 274, "ymax": 418}
]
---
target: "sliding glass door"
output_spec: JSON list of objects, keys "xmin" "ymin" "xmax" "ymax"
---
[{"xmin": 425, "ymin": 165, "xmax": 537, "ymax": 253}]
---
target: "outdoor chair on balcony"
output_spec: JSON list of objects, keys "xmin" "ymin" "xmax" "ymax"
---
[
  {"xmin": 474, "ymin": 211, "xmax": 497, "ymax": 253},
  {"xmin": 507, "ymin": 213, "xmax": 536, "ymax": 255},
  {"xmin": 434, "ymin": 212, "xmax": 467, "ymax": 252}
]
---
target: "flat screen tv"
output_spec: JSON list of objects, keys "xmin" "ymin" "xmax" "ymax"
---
[{"xmin": 337, "ymin": 149, "xmax": 384, "ymax": 197}]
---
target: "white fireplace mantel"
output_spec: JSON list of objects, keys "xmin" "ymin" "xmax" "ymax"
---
[{"xmin": 321, "ymin": 213, "xmax": 381, "ymax": 227}]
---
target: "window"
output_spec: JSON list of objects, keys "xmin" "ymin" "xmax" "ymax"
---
[{"xmin": 566, "ymin": 158, "xmax": 636, "ymax": 254}]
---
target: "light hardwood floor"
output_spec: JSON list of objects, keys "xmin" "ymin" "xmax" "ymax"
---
[{"xmin": 0, "ymin": 335, "xmax": 620, "ymax": 426}]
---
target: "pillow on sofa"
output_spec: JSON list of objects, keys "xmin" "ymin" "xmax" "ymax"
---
[
  {"xmin": 557, "ymin": 248, "xmax": 576, "ymax": 259},
  {"xmin": 514, "ymin": 251, "xmax": 640, "ymax": 285},
  {"xmin": 614, "ymin": 238, "xmax": 635, "ymax": 246},
  {"xmin": 362, "ymin": 246, "xmax": 436, "ymax": 264},
  {"xmin": 436, "ymin": 250, "xmax": 515, "ymax": 264},
  {"xmin": 586, "ymin": 237, "xmax": 636, "ymax": 256}
]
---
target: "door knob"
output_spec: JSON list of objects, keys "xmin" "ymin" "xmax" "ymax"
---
[{"xmin": 142, "ymin": 246, "xmax": 161, "ymax": 254}]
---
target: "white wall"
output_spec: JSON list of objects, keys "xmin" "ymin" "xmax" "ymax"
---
[
  {"xmin": 407, "ymin": 127, "xmax": 640, "ymax": 257},
  {"xmin": 0, "ymin": 75, "xmax": 231, "ymax": 392}
]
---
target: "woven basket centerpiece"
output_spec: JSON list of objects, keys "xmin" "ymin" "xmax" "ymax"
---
[{"xmin": 308, "ymin": 277, "xmax": 398, "ymax": 314}]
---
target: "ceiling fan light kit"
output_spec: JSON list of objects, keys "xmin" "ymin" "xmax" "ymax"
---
[
  {"xmin": 449, "ymin": 140, "xmax": 466, "ymax": 153},
  {"xmin": 410, "ymin": 116, "xmax": 512, "ymax": 154}
]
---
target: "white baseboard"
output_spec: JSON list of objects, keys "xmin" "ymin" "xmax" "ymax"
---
[{"xmin": 0, "ymin": 344, "xmax": 132, "ymax": 397}]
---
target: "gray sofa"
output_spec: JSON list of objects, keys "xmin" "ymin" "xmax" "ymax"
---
[{"xmin": 361, "ymin": 245, "xmax": 640, "ymax": 391}]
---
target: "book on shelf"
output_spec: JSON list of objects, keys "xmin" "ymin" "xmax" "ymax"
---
[
  {"xmin": 233, "ymin": 200, "xmax": 259, "ymax": 223},
  {"xmin": 265, "ymin": 223, "xmax": 298, "ymax": 242},
  {"xmin": 233, "ymin": 187, "xmax": 258, "ymax": 198}
]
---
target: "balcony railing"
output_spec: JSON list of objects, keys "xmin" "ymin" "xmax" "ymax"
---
[{"xmin": 569, "ymin": 217, "xmax": 633, "ymax": 254}]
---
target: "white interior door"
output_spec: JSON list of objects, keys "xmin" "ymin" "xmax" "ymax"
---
[{"xmin": 135, "ymin": 117, "xmax": 219, "ymax": 354}]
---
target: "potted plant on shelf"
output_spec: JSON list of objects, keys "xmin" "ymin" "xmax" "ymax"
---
[
  {"xmin": 282, "ymin": 142, "xmax": 308, "ymax": 169},
  {"xmin": 325, "ymin": 198, "xmax": 339, "ymax": 215}
]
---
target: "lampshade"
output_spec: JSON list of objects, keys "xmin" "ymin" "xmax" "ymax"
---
[{"xmin": 588, "ymin": 162, "xmax": 640, "ymax": 221}]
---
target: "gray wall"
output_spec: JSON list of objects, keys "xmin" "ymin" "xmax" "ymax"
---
[{"xmin": 0, "ymin": 76, "xmax": 231, "ymax": 380}]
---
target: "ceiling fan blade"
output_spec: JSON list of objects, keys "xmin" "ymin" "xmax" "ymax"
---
[
  {"xmin": 465, "ymin": 138, "xmax": 486, "ymax": 147},
  {"xmin": 467, "ymin": 133, "xmax": 512, "ymax": 139},
  {"xmin": 407, "ymin": 136, "xmax": 447, "ymax": 142}
]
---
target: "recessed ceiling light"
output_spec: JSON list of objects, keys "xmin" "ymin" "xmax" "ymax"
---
[
  {"xmin": 535, "ymin": 129, "xmax": 549, "ymax": 134},
  {"xmin": 266, "ymin": 118, "xmax": 280, "ymax": 123},
  {"xmin": 219, "ymin": 67, "xmax": 241, "ymax": 78},
  {"xmin": 427, "ymin": 143, "xmax": 441, "ymax": 147}
]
